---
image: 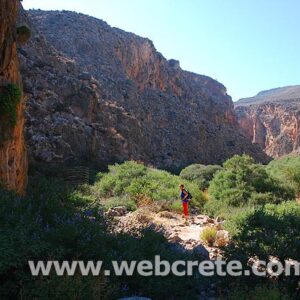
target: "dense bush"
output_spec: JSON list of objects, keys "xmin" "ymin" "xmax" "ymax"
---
[
  {"xmin": 225, "ymin": 201, "xmax": 300, "ymax": 262},
  {"xmin": 94, "ymin": 161, "xmax": 207, "ymax": 211},
  {"xmin": 267, "ymin": 155, "xmax": 300, "ymax": 195},
  {"xmin": 180, "ymin": 164, "xmax": 222, "ymax": 190},
  {"xmin": 0, "ymin": 83, "xmax": 21, "ymax": 126},
  {"xmin": 0, "ymin": 176, "xmax": 207, "ymax": 299},
  {"xmin": 205, "ymin": 155, "xmax": 294, "ymax": 217},
  {"xmin": 17, "ymin": 25, "xmax": 31, "ymax": 44},
  {"xmin": 221, "ymin": 201, "xmax": 300, "ymax": 297}
]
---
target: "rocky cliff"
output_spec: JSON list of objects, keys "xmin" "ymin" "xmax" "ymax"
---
[
  {"xmin": 0, "ymin": 0, "xmax": 27, "ymax": 194},
  {"xmin": 19, "ymin": 9, "xmax": 269, "ymax": 171},
  {"xmin": 235, "ymin": 86, "xmax": 300, "ymax": 158}
]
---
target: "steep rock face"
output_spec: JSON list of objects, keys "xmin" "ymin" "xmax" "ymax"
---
[
  {"xmin": 0, "ymin": 0, "xmax": 27, "ymax": 193},
  {"xmin": 235, "ymin": 87, "xmax": 300, "ymax": 158},
  {"xmin": 19, "ymin": 10, "xmax": 269, "ymax": 171}
]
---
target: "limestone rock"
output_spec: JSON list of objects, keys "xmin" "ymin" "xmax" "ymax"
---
[
  {"xmin": 235, "ymin": 86, "xmax": 300, "ymax": 158},
  {"xmin": 106, "ymin": 206, "xmax": 128, "ymax": 217},
  {"xmin": 0, "ymin": 0, "xmax": 27, "ymax": 194},
  {"xmin": 18, "ymin": 9, "xmax": 269, "ymax": 171}
]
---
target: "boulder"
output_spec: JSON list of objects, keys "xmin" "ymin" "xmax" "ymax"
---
[{"xmin": 106, "ymin": 206, "xmax": 128, "ymax": 217}]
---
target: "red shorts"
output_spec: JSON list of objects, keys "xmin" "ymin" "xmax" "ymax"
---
[{"xmin": 182, "ymin": 202, "xmax": 189, "ymax": 216}]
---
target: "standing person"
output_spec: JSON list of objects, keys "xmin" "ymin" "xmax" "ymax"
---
[{"xmin": 179, "ymin": 184, "xmax": 190, "ymax": 218}]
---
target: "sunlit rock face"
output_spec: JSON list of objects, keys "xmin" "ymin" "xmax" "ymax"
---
[
  {"xmin": 235, "ymin": 86, "xmax": 300, "ymax": 158},
  {"xmin": 19, "ymin": 9, "xmax": 269, "ymax": 171},
  {"xmin": 0, "ymin": 0, "xmax": 27, "ymax": 194}
]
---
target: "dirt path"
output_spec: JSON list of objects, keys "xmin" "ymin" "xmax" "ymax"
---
[{"xmin": 110, "ymin": 207, "xmax": 228, "ymax": 259}]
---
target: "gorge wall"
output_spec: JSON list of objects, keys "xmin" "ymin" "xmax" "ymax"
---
[
  {"xmin": 18, "ymin": 9, "xmax": 269, "ymax": 172},
  {"xmin": 235, "ymin": 86, "xmax": 300, "ymax": 158},
  {"xmin": 0, "ymin": 0, "xmax": 27, "ymax": 193}
]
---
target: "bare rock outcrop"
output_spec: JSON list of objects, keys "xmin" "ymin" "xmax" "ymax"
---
[
  {"xmin": 19, "ymin": 9, "xmax": 269, "ymax": 171},
  {"xmin": 0, "ymin": 0, "xmax": 27, "ymax": 194},
  {"xmin": 235, "ymin": 86, "xmax": 300, "ymax": 158}
]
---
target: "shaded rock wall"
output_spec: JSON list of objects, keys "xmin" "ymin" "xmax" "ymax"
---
[{"xmin": 0, "ymin": 0, "xmax": 27, "ymax": 193}]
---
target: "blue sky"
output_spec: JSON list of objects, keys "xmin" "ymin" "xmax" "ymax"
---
[{"xmin": 22, "ymin": 0, "xmax": 300, "ymax": 101}]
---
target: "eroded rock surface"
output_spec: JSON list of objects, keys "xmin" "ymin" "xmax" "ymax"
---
[
  {"xmin": 0, "ymin": 0, "xmax": 27, "ymax": 194},
  {"xmin": 19, "ymin": 9, "xmax": 269, "ymax": 171},
  {"xmin": 235, "ymin": 86, "xmax": 300, "ymax": 158}
]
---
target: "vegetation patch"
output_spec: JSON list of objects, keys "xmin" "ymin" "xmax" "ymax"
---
[
  {"xmin": 16, "ymin": 25, "xmax": 31, "ymax": 44},
  {"xmin": 0, "ymin": 83, "xmax": 22, "ymax": 126},
  {"xmin": 0, "ymin": 176, "xmax": 206, "ymax": 299},
  {"xmin": 180, "ymin": 163, "xmax": 222, "ymax": 190},
  {"xmin": 200, "ymin": 226, "xmax": 217, "ymax": 246},
  {"xmin": 93, "ymin": 161, "xmax": 207, "ymax": 212},
  {"xmin": 205, "ymin": 155, "xmax": 295, "ymax": 217},
  {"xmin": 267, "ymin": 155, "xmax": 300, "ymax": 195}
]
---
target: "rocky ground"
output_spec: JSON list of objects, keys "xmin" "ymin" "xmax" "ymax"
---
[
  {"xmin": 106, "ymin": 206, "xmax": 229, "ymax": 299},
  {"xmin": 107, "ymin": 206, "xmax": 229, "ymax": 261}
]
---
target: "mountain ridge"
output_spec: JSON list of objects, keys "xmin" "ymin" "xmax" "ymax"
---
[{"xmin": 236, "ymin": 85, "xmax": 300, "ymax": 107}]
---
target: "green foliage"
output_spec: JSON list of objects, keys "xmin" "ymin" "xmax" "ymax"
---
[
  {"xmin": 199, "ymin": 226, "xmax": 217, "ymax": 246},
  {"xmin": 180, "ymin": 163, "xmax": 222, "ymax": 190},
  {"xmin": 205, "ymin": 155, "xmax": 294, "ymax": 217},
  {"xmin": 17, "ymin": 25, "xmax": 31, "ymax": 44},
  {"xmin": 225, "ymin": 201, "xmax": 300, "ymax": 262},
  {"xmin": 222, "ymin": 202, "xmax": 300, "ymax": 296},
  {"xmin": 94, "ymin": 161, "xmax": 206, "ymax": 212},
  {"xmin": 0, "ymin": 83, "xmax": 22, "ymax": 126},
  {"xmin": 102, "ymin": 195, "xmax": 137, "ymax": 211},
  {"xmin": 0, "ymin": 176, "xmax": 208, "ymax": 299},
  {"xmin": 267, "ymin": 155, "xmax": 300, "ymax": 194}
]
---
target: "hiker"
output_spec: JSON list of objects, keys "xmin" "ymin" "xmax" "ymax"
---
[{"xmin": 179, "ymin": 184, "xmax": 190, "ymax": 218}]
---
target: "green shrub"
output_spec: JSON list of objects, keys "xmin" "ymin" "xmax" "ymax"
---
[
  {"xmin": 225, "ymin": 201, "xmax": 300, "ymax": 262},
  {"xmin": 0, "ymin": 83, "xmax": 22, "ymax": 126},
  {"xmin": 0, "ymin": 176, "xmax": 208, "ymax": 299},
  {"xmin": 205, "ymin": 155, "xmax": 294, "ymax": 217},
  {"xmin": 267, "ymin": 155, "xmax": 300, "ymax": 194},
  {"xmin": 221, "ymin": 202, "xmax": 300, "ymax": 297},
  {"xmin": 103, "ymin": 195, "xmax": 137, "ymax": 211},
  {"xmin": 200, "ymin": 226, "xmax": 217, "ymax": 246},
  {"xmin": 180, "ymin": 163, "xmax": 222, "ymax": 190},
  {"xmin": 95, "ymin": 161, "xmax": 148, "ymax": 197},
  {"xmin": 17, "ymin": 25, "xmax": 31, "ymax": 44},
  {"xmin": 94, "ymin": 161, "xmax": 206, "ymax": 212}
]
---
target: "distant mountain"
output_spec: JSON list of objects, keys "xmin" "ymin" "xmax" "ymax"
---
[
  {"xmin": 235, "ymin": 86, "xmax": 300, "ymax": 158},
  {"xmin": 18, "ymin": 9, "xmax": 269, "ymax": 171},
  {"xmin": 236, "ymin": 85, "xmax": 300, "ymax": 106}
]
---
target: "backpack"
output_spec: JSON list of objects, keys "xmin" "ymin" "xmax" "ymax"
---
[{"xmin": 185, "ymin": 189, "xmax": 193, "ymax": 199}]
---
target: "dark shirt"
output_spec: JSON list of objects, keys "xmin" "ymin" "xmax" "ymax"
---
[{"xmin": 180, "ymin": 190, "xmax": 190, "ymax": 203}]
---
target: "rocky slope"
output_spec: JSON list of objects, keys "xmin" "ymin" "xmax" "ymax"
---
[
  {"xmin": 0, "ymin": 0, "xmax": 27, "ymax": 194},
  {"xmin": 19, "ymin": 9, "xmax": 269, "ymax": 171},
  {"xmin": 235, "ymin": 86, "xmax": 300, "ymax": 158}
]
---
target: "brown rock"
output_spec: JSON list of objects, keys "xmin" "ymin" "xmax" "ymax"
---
[
  {"xmin": 235, "ymin": 86, "xmax": 300, "ymax": 158},
  {"xmin": 18, "ymin": 9, "xmax": 269, "ymax": 172},
  {"xmin": 0, "ymin": 0, "xmax": 27, "ymax": 194}
]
